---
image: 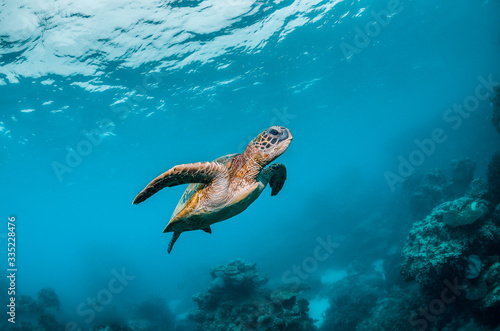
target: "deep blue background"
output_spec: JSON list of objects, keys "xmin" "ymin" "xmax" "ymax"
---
[{"xmin": 1, "ymin": 0, "xmax": 499, "ymax": 327}]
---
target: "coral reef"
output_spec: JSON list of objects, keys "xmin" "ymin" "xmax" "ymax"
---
[
  {"xmin": 37, "ymin": 313, "xmax": 61, "ymax": 331},
  {"xmin": 89, "ymin": 325, "xmax": 133, "ymax": 331},
  {"xmin": 487, "ymin": 151, "xmax": 500, "ymax": 206},
  {"xmin": 465, "ymin": 255, "xmax": 482, "ymax": 279},
  {"xmin": 18, "ymin": 294, "xmax": 43, "ymax": 315},
  {"xmin": 11, "ymin": 288, "xmax": 178, "ymax": 331},
  {"xmin": 209, "ymin": 258, "xmax": 268, "ymax": 297},
  {"xmin": 400, "ymin": 187, "xmax": 500, "ymax": 329},
  {"xmin": 467, "ymin": 178, "xmax": 488, "ymax": 200},
  {"xmin": 9, "ymin": 289, "xmax": 64, "ymax": 330},
  {"xmin": 37, "ymin": 288, "xmax": 60, "ymax": 311},
  {"xmin": 451, "ymin": 158, "xmax": 476, "ymax": 193},
  {"xmin": 321, "ymin": 271, "xmax": 385, "ymax": 330},
  {"xmin": 356, "ymin": 284, "xmax": 428, "ymax": 331},
  {"xmin": 442, "ymin": 198, "xmax": 489, "ymax": 227},
  {"xmin": 480, "ymin": 261, "xmax": 500, "ymax": 310},
  {"xmin": 404, "ymin": 169, "xmax": 451, "ymax": 217},
  {"xmin": 400, "ymin": 197, "xmax": 498, "ymax": 290},
  {"xmin": 130, "ymin": 297, "xmax": 175, "ymax": 331},
  {"xmin": 189, "ymin": 259, "xmax": 316, "ymax": 331},
  {"xmin": 403, "ymin": 159, "xmax": 476, "ymax": 218},
  {"xmin": 491, "ymin": 85, "xmax": 500, "ymax": 134}
]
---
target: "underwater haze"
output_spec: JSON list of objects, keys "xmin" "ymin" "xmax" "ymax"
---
[{"xmin": 2, "ymin": 0, "xmax": 500, "ymax": 330}]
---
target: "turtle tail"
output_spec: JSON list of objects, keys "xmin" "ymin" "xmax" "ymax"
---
[{"xmin": 168, "ymin": 232, "xmax": 181, "ymax": 254}]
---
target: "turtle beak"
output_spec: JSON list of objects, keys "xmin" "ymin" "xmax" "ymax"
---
[{"xmin": 278, "ymin": 128, "xmax": 292, "ymax": 142}]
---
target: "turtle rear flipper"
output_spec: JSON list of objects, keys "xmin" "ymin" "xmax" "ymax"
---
[
  {"xmin": 133, "ymin": 162, "xmax": 228, "ymax": 204},
  {"xmin": 168, "ymin": 232, "xmax": 181, "ymax": 254},
  {"xmin": 261, "ymin": 163, "xmax": 287, "ymax": 196}
]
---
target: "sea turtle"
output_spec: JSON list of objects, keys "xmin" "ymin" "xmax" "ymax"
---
[{"xmin": 132, "ymin": 126, "xmax": 293, "ymax": 253}]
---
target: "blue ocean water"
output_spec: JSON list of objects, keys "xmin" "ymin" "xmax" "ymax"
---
[{"xmin": 1, "ymin": 0, "xmax": 500, "ymax": 330}]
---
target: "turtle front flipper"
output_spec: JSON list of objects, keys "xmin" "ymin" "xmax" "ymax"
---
[
  {"xmin": 261, "ymin": 163, "xmax": 287, "ymax": 196},
  {"xmin": 133, "ymin": 162, "xmax": 228, "ymax": 204}
]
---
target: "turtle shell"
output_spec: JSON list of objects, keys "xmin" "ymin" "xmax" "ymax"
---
[{"xmin": 167, "ymin": 153, "xmax": 240, "ymax": 224}]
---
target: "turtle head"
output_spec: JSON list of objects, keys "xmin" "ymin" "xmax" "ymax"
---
[{"xmin": 246, "ymin": 126, "xmax": 292, "ymax": 166}]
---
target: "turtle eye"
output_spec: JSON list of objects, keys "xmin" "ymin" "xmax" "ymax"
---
[{"xmin": 269, "ymin": 128, "xmax": 279, "ymax": 135}]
